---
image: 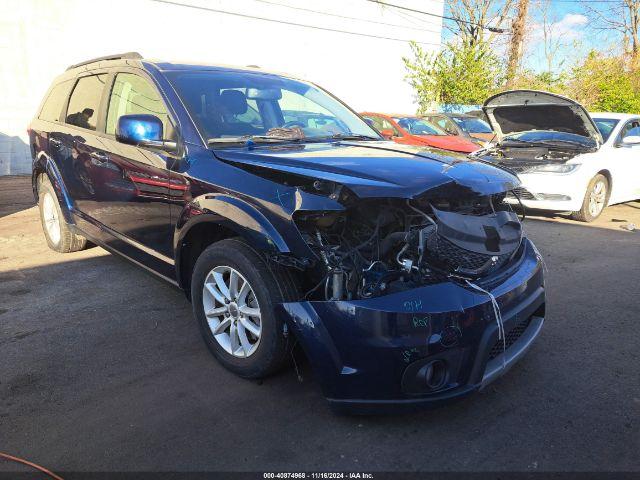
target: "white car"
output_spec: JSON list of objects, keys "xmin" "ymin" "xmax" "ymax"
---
[{"xmin": 476, "ymin": 90, "xmax": 640, "ymax": 221}]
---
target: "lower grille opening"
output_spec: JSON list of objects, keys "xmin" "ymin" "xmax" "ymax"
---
[
  {"xmin": 426, "ymin": 234, "xmax": 511, "ymax": 276},
  {"xmin": 508, "ymin": 187, "xmax": 536, "ymax": 200},
  {"xmin": 488, "ymin": 315, "xmax": 533, "ymax": 360}
]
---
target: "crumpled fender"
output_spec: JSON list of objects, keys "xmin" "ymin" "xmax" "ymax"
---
[{"xmin": 175, "ymin": 192, "xmax": 290, "ymax": 253}]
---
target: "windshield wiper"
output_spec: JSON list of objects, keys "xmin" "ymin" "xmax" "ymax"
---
[
  {"xmin": 207, "ymin": 135, "xmax": 301, "ymax": 146},
  {"xmin": 501, "ymin": 138, "xmax": 593, "ymax": 150},
  {"xmin": 534, "ymin": 139, "xmax": 594, "ymax": 149},
  {"xmin": 500, "ymin": 138, "xmax": 538, "ymax": 146},
  {"xmin": 325, "ymin": 133, "xmax": 380, "ymax": 141}
]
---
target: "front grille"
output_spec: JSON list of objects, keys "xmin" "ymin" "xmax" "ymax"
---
[
  {"xmin": 508, "ymin": 187, "xmax": 536, "ymax": 200},
  {"xmin": 426, "ymin": 234, "xmax": 510, "ymax": 275},
  {"xmin": 488, "ymin": 315, "xmax": 533, "ymax": 359},
  {"xmin": 501, "ymin": 163, "xmax": 531, "ymax": 173}
]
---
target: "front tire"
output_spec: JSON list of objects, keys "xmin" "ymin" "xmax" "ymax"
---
[
  {"xmin": 38, "ymin": 176, "xmax": 86, "ymax": 253},
  {"xmin": 571, "ymin": 174, "xmax": 608, "ymax": 222},
  {"xmin": 190, "ymin": 238, "xmax": 298, "ymax": 379}
]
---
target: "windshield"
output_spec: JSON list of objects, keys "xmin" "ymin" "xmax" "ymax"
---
[
  {"xmin": 502, "ymin": 130, "xmax": 597, "ymax": 148},
  {"xmin": 451, "ymin": 116, "xmax": 493, "ymax": 134},
  {"xmin": 166, "ymin": 70, "xmax": 380, "ymax": 142},
  {"xmin": 592, "ymin": 118, "xmax": 620, "ymax": 142},
  {"xmin": 393, "ymin": 117, "xmax": 446, "ymax": 136}
]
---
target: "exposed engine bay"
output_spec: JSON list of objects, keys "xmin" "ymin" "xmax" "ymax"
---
[
  {"xmin": 294, "ymin": 193, "xmax": 523, "ymax": 301},
  {"xmin": 478, "ymin": 145, "xmax": 580, "ymax": 173}
]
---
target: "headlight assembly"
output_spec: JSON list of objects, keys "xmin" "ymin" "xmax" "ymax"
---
[{"xmin": 527, "ymin": 163, "xmax": 580, "ymax": 174}]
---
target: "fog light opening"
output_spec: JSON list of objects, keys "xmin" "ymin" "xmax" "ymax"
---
[{"xmin": 422, "ymin": 360, "xmax": 448, "ymax": 390}]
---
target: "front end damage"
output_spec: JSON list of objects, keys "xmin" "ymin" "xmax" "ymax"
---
[
  {"xmin": 286, "ymin": 189, "xmax": 544, "ymax": 413},
  {"xmin": 216, "ymin": 144, "xmax": 545, "ymax": 413}
]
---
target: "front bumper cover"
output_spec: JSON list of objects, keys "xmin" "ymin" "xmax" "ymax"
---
[
  {"xmin": 277, "ymin": 239, "xmax": 545, "ymax": 414},
  {"xmin": 277, "ymin": 238, "xmax": 545, "ymax": 414}
]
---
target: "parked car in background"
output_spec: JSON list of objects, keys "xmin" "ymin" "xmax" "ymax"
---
[
  {"xmin": 29, "ymin": 53, "xmax": 545, "ymax": 413},
  {"xmin": 361, "ymin": 112, "xmax": 480, "ymax": 153},
  {"xmin": 421, "ymin": 112, "xmax": 496, "ymax": 148},
  {"xmin": 476, "ymin": 90, "xmax": 640, "ymax": 222},
  {"xmin": 282, "ymin": 109, "xmax": 349, "ymax": 134}
]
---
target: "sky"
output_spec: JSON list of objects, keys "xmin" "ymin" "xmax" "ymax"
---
[{"xmin": 443, "ymin": 0, "xmax": 623, "ymax": 74}]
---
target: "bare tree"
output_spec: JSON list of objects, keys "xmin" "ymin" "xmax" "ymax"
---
[
  {"xmin": 583, "ymin": 0, "xmax": 640, "ymax": 65},
  {"xmin": 506, "ymin": 0, "xmax": 529, "ymax": 86},
  {"xmin": 445, "ymin": 0, "xmax": 515, "ymax": 47},
  {"xmin": 529, "ymin": 0, "xmax": 582, "ymax": 85}
]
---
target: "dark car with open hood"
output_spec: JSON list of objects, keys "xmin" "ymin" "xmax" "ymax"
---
[{"xmin": 29, "ymin": 53, "xmax": 545, "ymax": 413}]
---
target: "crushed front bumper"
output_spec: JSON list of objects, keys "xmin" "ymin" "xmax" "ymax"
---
[{"xmin": 277, "ymin": 238, "xmax": 545, "ymax": 414}]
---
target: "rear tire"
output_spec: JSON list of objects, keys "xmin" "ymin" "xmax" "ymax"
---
[
  {"xmin": 38, "ymin": 176, "xmax": 86, "ymax": 253},
  {"xmin": 190, "ymin": 238, "xmax": 298, "ymax": 379},
  {"xmin": 571, "ymin": 174, "xmax": 608, "ymax": 222}
]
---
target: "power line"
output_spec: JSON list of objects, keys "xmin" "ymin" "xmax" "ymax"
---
[
  {"xmin": 385, "ymin": 5, "xmax": 444, "ymax": 28},
  {"xmin": 250, "ymin": 0, "xmax": 443, "ymax": 33},
  {"xmin": 365, "ymin": 0, "xmax": 509, "ymax": 33},
  {"xmin": 149, "ymin": 0, "xmax": 441, "ymax": 45}
]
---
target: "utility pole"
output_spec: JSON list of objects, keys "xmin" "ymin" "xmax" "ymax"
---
[{"xmin": 506, "ymin": 0, "xmax": 529, "ymax": 88}]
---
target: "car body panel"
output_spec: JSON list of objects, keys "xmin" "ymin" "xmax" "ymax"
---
[{"xmin": 212, "ymin": 141, "xmax": 519, "ymax": 198}]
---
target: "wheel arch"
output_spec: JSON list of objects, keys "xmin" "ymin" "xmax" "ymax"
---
[
  {"xmin": 32, "ymin": 153, "xmax": 74, "ymax": 224},
  {"xmin": 174, "ymin": 195, "xmax": 291, "ymax": 295}
]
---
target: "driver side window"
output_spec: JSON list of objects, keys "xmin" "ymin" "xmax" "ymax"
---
[{"xmin": 106, "ymin": 73, "xmax": 175, "ymax": 140}]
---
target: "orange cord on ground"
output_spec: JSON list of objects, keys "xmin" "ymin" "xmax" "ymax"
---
[{"xmin": 0, "ymin": 451, "xmax": 64, "ymax": 480}]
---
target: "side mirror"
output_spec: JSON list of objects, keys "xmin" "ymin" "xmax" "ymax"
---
[
  {"xmin": 380, "ymin": 128, "xmax": 395, "ymax": 139},
  {"xmin": 621, "ymin": 135, "xmax": 640, "ymax": 146},
  {"xmin": 116, "ymin": 114, "xmax": 177, "ymax": 152}
]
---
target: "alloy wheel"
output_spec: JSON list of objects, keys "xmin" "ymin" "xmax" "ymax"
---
[
  {"xmin": 202, "ymin": 266, "xmax": 262, "ymax": 358},
  {"xmin": 588, "ymin": 180, "xmax": 606, "ymax": 218},
  {"xmin": 42, "ymin": 192, "xmax": 61, "ymax": 245}
]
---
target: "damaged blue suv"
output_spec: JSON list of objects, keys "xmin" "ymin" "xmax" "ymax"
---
[{"xmin": 30, "ymin": 53, "xmax": 545, "ymax": 413}]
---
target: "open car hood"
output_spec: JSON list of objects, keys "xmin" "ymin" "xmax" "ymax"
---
[
  {"xmin": 213, "ymin": 141, "xmax": 519, "ymax": 199},
  {"xmin": 483, "ymin": 90, "xmax": 602, "ymax": 145}
]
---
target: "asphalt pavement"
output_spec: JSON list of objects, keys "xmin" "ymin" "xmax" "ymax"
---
[{"xmin": 1, "ymin": 175, "xmax": 639, "ymax": 474}]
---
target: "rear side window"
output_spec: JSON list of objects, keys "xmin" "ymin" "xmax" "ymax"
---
[
  {"xmin": 65, "ymin": 74, "xmax": 107, "ymax": 131},
  {"xmin": 106, "ymin": 73, "xmax": 174, "ymax": 139},
  {"xmin": 39, "ymin": 80, "xmax": 73, "ymax": 122}
]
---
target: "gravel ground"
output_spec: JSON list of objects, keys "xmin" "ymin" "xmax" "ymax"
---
[{"xmin": 1, "ymin": 175, "xmax": 639, "ymax": 474}]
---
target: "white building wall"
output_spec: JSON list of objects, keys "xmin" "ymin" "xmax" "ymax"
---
[{"xmin": 0, "ymin": 0, "xmax": 443, "ymax": 174}]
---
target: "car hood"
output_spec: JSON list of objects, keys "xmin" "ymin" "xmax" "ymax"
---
[
  {"xmin": 414, "ymin": 135, "xmax": 479, "ymax": 153},
  {"xmin": 469, "ymin": 132, "xmax": 495, "ymax": 142},
  {"xmin": 483, "ymin": 90, "xmax": 602, "ymax": 145},
  {"xmin": 212, "ymin": 141, "xmax": 519, "ymax": 198}
]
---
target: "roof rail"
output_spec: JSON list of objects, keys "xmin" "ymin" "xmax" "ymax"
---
[{"xmin": 66, "ymin": 52, "xmax": 143, "ymax": 71}]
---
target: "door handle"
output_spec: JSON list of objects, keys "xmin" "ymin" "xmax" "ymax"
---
[{"xmin": 90, "ymin": 151, "xmax": 110, "ymax": 164}]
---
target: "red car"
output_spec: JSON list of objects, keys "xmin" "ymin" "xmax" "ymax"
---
[{"xmin": 361, "ymin": 112, "xmax": 480, "ymax": 153}]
